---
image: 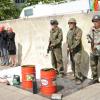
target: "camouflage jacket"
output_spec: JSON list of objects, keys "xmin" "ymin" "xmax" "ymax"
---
[
  {"xmin": 87, "ymin": 27, "xmax": 100, "ymax": 55},
  {"xmin": 49, "ymin": 27, "xmax": 63, "ymax": 48},
  {"xmin": 66, "ymin": 26, "xmax": 82, "ymax": 53}
]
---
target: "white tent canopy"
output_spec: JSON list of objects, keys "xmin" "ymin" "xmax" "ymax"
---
[{"xmin": 20, "ymin": 0, "xmax": 90, "ymax": 18}]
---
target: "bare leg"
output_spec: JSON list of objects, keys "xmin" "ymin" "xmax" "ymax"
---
[
  {"xmin": 9, "ymin": 55, "xmax": 14, "ymax": 67},
  {"xmin": 12, "ymin": 55, "xmax": 17, "ymax": 67}
]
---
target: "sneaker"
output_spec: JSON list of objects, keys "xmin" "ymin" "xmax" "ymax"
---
[
  {"xmin": 13, "ymin": 64, "xmax": 17, "ymax": 67},
  {"xmin": 1, "ymin": 63, "xmax": 6, "ymax": 66},
  {"xmin": 5, "ymin": 63, "xmax": 9, "ymax": 66},
  {"xmin": 10, "ymin": 64, "xmax": 14, "ymax": 67}
]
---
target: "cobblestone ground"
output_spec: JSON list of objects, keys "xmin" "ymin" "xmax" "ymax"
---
[
  {"xmin": 38, "ymin": 73, "xmax": 92, "ymax": 99},
  {"xmin": 0, "ymin": 66, "xmax": 92, "ymax": 100},
  {"xmin": 56, "ymin": 75, "xmax": 92, "ymax": 97}
]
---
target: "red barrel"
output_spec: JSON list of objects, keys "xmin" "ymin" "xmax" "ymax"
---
[
  {"xmin": 21, "ymin": 65, "xmax": 35, "ymax": 90},
  {"xmin": 40, "ymin": 68, "xmax": 57, "ymax": 96}
]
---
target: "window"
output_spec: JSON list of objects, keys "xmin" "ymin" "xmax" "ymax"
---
[
  {"xmin": 24, "ymin": 8, "xmax": 33, "ymax": 17},
  {"xmin": 15, "ymin": 0, "xmax": 25, "ymax": 3}
]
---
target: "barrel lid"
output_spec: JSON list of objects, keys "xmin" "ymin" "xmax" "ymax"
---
[
  {"xmin": 41, "ymin": 68, "xmax": 56, "ymax": 71},
  {"xmin": 21, "ymin": 65, "xmax": 35, "ymax": 67}
]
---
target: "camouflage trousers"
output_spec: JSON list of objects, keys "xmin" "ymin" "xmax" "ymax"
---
[
  {"xmin": 70, "ymin": 51, "xmax": 84, "ymax": 80},
  {"xmin": 90, "ymin": 53, "xmax": 100, "ymax": 81},
  {"xmin": 51, "ymin": 47, "xmax": 63, "ymax": 71}
]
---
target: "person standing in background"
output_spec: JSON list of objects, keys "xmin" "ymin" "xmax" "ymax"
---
[
  {"xmin": 7, "ymin": 27, "xmax": 17, "ymax": 67},
  {"xmin": 0, "ymin": 25, "xmax": 9, "ymax": 66}
]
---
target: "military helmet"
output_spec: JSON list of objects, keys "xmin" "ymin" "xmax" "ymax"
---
[
  {"xmin": 92, "ymin": 15, "xmax": 100, "ymax": 22},
  {"xmin": 68, "ymin": 18, "xmax": 76, "ymax": 24},
  {"xmin": 50, "ymin": 19, "xmax": 58, "ymax": 25}
]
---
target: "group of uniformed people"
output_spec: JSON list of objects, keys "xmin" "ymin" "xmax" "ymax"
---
[{"xmin": 48, "ymin": 14, "xmax": 100, "ymax": 85}]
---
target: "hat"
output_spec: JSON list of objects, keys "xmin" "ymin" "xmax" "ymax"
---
[
  {"xmin": 50, "ymin": 19, "xmax": 58, "ymax": 25},
  {"xmin": 68, "ymin": 18, "xmax": 76, "ymax": 23},
  {"xmin": 92, "ymin": 15, "xmax": 100, "ymax": 22}
]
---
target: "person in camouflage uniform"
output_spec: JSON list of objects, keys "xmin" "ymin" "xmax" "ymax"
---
[
  {"xmin": 66, "ymin": 18, "xmax": 86, "ymax": 84},
  {"xmin": 48, "ymin": 19, "xmax": 64, "ymax": 75},
  {"xmin": 87, "ymin": 15, "xmax": 100, "ymax": 84}
]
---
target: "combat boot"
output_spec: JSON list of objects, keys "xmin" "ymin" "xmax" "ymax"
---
[
  {"xmin": 57, "ymin": 67, "xmax": 65, "ymax": 78},
  {"xmin": 75, "ymin": 77, "xmax": 82, "ymax": 85},
  {"xmin": 89, "ymin": 79, "xmax": 99, "ymax": 85}
]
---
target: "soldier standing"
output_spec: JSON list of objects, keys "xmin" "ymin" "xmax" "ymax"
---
[
  {"xmin": 66, "ymin": 18, "xmax": 86, "ymax": 84},
  {"xmin": 48, "ymin": 19, "xmax": 64, "ymax": 76},
  {"xmin": 87, "ymin": 15, "xmax": 100, "ymax": 84}
]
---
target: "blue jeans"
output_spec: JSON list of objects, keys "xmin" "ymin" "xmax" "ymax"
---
[{"xmin": 1, "ymin": 48, "xmax": 9, "ymax": 65}]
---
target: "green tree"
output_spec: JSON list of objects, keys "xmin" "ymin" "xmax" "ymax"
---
[
  {"xmin": 0, "ymin": 0, "xmax": 20, "ymax": 21},
  {"xmin": 24, "ymin": 0, "xmax": 65, "ymax": 7},
  {"xmin": 24, "ymin": 0, "xmax": 39, "ymax": 6}
]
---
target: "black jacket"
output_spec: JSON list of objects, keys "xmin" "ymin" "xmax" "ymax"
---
[
  {"xmin": 7, "ymin": 32, "xmax": 16, "ymax": 51},
  {"xmin": 0, "ymin": 30, "xmax": 8, "ymax": 49}
]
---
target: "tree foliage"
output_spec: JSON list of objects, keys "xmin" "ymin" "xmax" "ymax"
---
[
  {"xmin": 0, "ymin": 0, "xmax": 20, "ymax": 21},
  {"xmin": 24, "ymin": 0, "xmax": 65, "ymax": 6},
  {"xmin": 0, "ymin": 0, "xmax": 75, "ymax": 21}
]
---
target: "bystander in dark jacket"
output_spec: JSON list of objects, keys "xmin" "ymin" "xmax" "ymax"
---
[
  {"xmin": 0, "ymin": 26, "xmax": 9, "ymax": 65},
  {"xmin": 7, "ymin": 27, "xmax": 16, "ymax": 67}
]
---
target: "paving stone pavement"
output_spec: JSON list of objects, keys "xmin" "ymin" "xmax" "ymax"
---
[
  {"xmin": 0, "ymin": 66, "xmax": 100, "ymax": 100},
  {"xmin": 0, "ymin": 79, "xmax": 100, "ymax": 100},
  {"xmin": 0, "ymin": 65, "xmax": 10, "ymax": 70},
  {"xmin": 55, "ymin": 75, "xmax": 92, "ymax": 97},
  {"xmin": 63, "ymin": 83, "xmax": 100, "ymax": 100},
  {"xmin": 0, "ymin": 83, "xmax": 49, "ymax": 100}
]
